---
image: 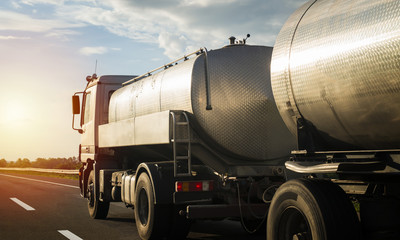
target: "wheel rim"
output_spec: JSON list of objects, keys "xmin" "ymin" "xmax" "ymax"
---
[
  {"xmin": 138, "ymin": 187, "xmax": 149, "ymax": 226},
  {"xmin": 88, "ymin": 182, "xmax": 94, "ymax": 207},
  {"xmin": 278, "ymin": 207, "xmax": 311, "ymax": 240}
]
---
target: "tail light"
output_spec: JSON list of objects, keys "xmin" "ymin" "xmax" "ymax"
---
[{"xmin": 175, "ymin": 181, "xmax": 214, "ymax": 192}]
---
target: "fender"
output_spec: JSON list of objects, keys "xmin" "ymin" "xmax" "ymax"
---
[
  {"xmin": 81, "ymin": 156, "xmax": 119, "ymax": 199},
  {"xmin": 135, "ymin": 162, "xmax": 176, "ymax": 205},
  {"xmin": 80, "ymin": 161, "xmax": 93, "ymax": 198}
]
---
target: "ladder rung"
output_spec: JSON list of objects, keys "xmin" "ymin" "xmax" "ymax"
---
[{"xmin": 172, "ymin": 111, "xmax": 191, "ymax": 177}]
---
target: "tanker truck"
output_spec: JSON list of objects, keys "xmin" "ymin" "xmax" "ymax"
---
[{"xmin": 72, "ymin": 0, "xmax": 400, "ymax": 239}]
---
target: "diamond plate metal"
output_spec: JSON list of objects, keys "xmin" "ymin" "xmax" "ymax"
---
[
  {"xmin": 192, "ymin": 45, "xmax": 296, "ymax": 161},
  {"xmin": 271, "ymin": 0, "xmax": 400, "ymax": 150}
]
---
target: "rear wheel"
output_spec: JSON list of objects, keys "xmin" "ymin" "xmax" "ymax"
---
[
  {"xmin": 134, "ymin": 173, "xmax": 191, "ymax": 240},
  {"xmin": 266, "ymin": 178, "xmax": 360, "ymax": 240},
  {"xmin": 134, "ymin": 173, "xmax": 169, "ymax": 240},
  {"xmin": 87, "ymin": 170, "xmax": 110, "ymax": 219}
]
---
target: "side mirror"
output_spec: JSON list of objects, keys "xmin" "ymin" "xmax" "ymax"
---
[
  {"xmin": 72, "ymin": 95, "xmax": 80, "ymax": 114},
  {"xmin": 72, "ymin": 93, "xmax": 83, "ymax": 133}
]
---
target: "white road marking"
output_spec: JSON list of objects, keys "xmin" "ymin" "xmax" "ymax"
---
[
  {"xmin": 58, "ymin": 230, "xmax": 83, "ymax": 240},
  {"xmin": 0, "ymin": 173, "xmax": 79, "ymax": 189},
  {"xmin": 10, "ymin": 197, "xmax": 35, "ymax": 211}
]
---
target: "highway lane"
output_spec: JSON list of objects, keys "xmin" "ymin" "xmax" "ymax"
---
[
  {"xmin": 0, "ymin": 172, "xmax": 138, "ymax": 240},
  {"xmin": 0, "ymin": 172, "xmax": 265, "ymax": 240}
]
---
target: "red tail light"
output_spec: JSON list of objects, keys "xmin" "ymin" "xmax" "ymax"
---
[{"xmin": 175, "ymin": 181, "xmax": 214, "ymax": 192}]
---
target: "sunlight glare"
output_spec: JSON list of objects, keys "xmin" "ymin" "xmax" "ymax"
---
[{"xmin": 4, "ymin": 101, "xmax": 29, "ymax": 124}]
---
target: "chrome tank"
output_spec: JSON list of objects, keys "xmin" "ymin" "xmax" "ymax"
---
[
  {"xmin": 109, "ymin": 45, "xmax": 296, "ymax": 162},
  {"xmin": 271, "ymin": 0, "xmax": 400, "ymax": 151}
]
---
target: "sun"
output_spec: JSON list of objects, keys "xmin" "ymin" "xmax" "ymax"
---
[{"xmin": 4, "ymin": 102, "xmax": 28, "ymax": 124}]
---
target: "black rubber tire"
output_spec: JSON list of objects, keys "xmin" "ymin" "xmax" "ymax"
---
[
  {"xmin": 87, "ymin": 170, "xmax": 110, "ymax": 219},
  {"xmin": 134, "ymin": 173, "xmax": 170, "ymax": 240},
  {"xmin": 266, "ymin": 178, "xmax": 360, "ymax": 240}
]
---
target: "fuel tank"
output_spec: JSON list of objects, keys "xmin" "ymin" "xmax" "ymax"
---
[
  {"xmin": 271, "ymin": 0, "xmax": 400, "ymax": 151},
  {"xmin": 109, "ymin": 45, "xmax": 296, "ymax": 162}
]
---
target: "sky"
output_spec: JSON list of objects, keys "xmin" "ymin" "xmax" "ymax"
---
[{"xmin": 0, "ymin": 0, "xmax": 308, "ymax": 162}]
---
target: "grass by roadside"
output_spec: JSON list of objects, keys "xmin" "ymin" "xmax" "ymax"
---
[{"xmin": 0, "ymin": 169, "xmax": 79, "ymax": 180}]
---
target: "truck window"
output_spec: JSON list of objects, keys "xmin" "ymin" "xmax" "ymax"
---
[
  {"xmin": 83, "ymin": 92, "xmax": 92, "ymax": 124},
  {"xmin": 102, "ymin": 90, "xmax": 115, "ymax": 124}
]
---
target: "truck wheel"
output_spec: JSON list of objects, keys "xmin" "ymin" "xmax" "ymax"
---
[
  {"xmin": 266, "ymin": 178, "xmax": 360, "ymax": 240},
  {"xmin": 87, "ymin": 170, "xmax": 110, "ymax": 219},
  {"xmin": 134, "ymin": 173, "xmax": 169, "ymax": 240}
]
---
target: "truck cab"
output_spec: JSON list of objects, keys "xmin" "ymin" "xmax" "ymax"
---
[{"xmin": 72, "ymin": 74, "xmax": 135, "ymax": 198}]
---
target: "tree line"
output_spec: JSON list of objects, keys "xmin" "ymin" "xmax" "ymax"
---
[{"xmin": 0, "ymin": 157, "xmax": 81, "ymax": 169}]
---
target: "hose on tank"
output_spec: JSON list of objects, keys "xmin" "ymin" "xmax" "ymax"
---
[{"xmin": 236, "ymin": 180, "xmax": 269, "ymax": 234}]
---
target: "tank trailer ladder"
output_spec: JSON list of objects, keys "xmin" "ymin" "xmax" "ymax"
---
[{"xmin": 170, "ymin": 111, "xmax": 192, "ymax": 177}]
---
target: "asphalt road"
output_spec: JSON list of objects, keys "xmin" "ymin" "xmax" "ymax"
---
[{"xmin": 0, "ymin": 172, "xmax": 265, "ymax": 240}]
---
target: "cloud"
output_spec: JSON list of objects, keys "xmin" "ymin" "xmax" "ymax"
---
[
  {"xmin": 0, "ymin": 35, "xmax": 31, "ymax": 40},
  {"xmin": 181, "ymin": 0, "xmax": 238, "ymax": 7},
  {"xmin": 78, "ymin": 46, "xmax": 122, "ymax": 56},
  {"xmin": 53, "ymin": 0, "xmax": 308, "ymax": 59},
  {"xmin": 55, "ymin": 4, "xmax": 159, "ymax": 42},
  {"xmin": 45, "ymin": 29, "xmax": 80, "ymax": 41},
  {"xmin": 4, "ymin": 0, "xmax": 308, "ymax": 59},
  {"xmin": 158, "ymin": 32, "xmax": 189, "ymax": 59},
  {"xmin": 20, "ymin": 0, "xmax": 64, "ymax": 6},
  {"xmin": 11, "ymin": 1, "xmax": 22, "ymax": 9},
  {"xmin": 0, "ymin": 10, "xmax": 83, "ymax": 32},
  {"xmin": 79, "ymin": 46, "xmax": 108, "ymax": 56}
]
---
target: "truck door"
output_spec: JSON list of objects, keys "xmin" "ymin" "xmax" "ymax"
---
[{"xmin": 81, "ymin": 86, "xmax": 97, "ymax": 162}]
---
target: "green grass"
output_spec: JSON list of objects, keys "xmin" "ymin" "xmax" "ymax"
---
[{"xmin": 0, "ymin": 169, "xmax": 79, "ymax": 180}]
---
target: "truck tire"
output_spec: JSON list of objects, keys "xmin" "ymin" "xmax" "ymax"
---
[
  {"xmin": 266, "ymin": 178, "xmax": 360, "ymax": 240},
  {"xmin": 87, "ymin": 170, "xmax": 110, "ymax": 219},
  {"xmin": 134, "ymin": 173, "xmax": 169, "ymax": 240}
]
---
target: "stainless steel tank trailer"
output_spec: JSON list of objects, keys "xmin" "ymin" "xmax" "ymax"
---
[{"xmin": 72, "ymin": 0, "xmax": 400, "ymax": 239}]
